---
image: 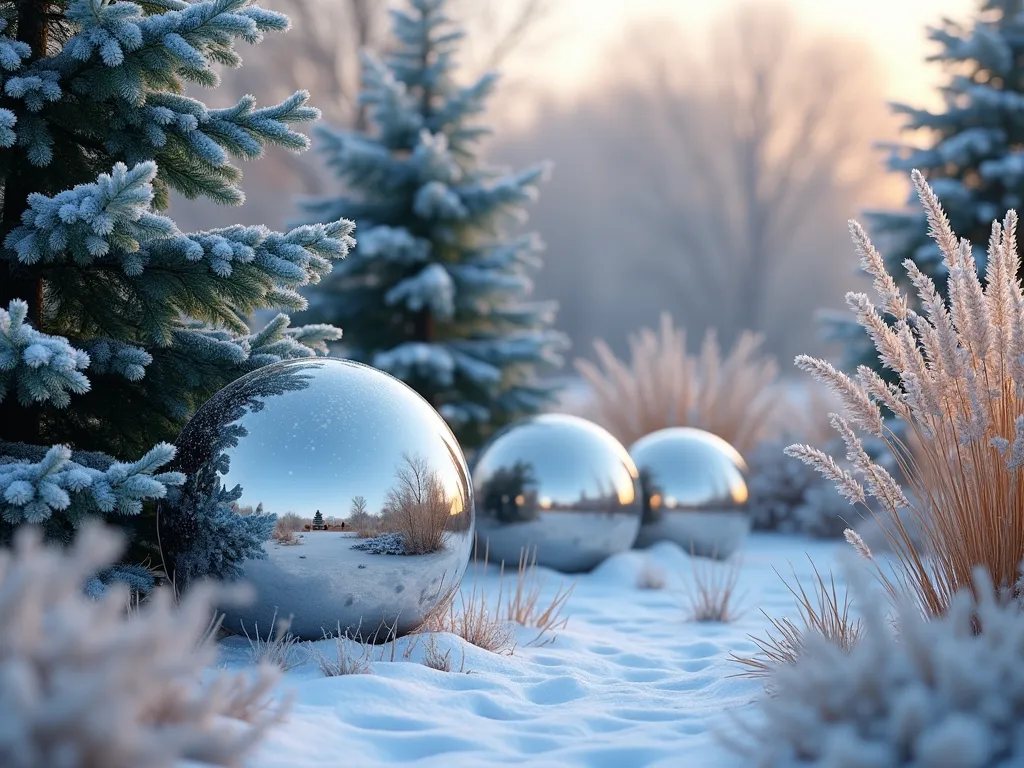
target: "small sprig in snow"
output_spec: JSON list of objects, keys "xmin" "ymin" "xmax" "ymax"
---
[{"xmin": 788, "ymin": 169, "xmax": 1024, "ymax": 616}]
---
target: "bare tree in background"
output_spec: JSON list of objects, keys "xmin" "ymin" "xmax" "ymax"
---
[
  {"xmin": 611, "ymin": 2, "xmax": 891, "ymax": 344},
  {"xmin": 489, "ymin": 3, "xmax": 896, "ymax": 365},
  {"xmin": 171, "ymin": 0, "xmax": 557, "ymax": 232}
]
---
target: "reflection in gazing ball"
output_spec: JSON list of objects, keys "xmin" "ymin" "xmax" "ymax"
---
[
  {"xmin": 472, "ymin": 414, "xmax": 642, "ymax": 573},
  {"xmin": 158, "ymin": 359, "xmax": 474, "ymax": 641},
  {"xmin": 629, "ymin": 427, "xmax": 750, "ymax": 559}
]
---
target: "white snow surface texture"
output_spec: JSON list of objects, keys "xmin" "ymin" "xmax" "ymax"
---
[{"xmin": 215, "ymin": 535, "xmax": 848, "ymax": 767}]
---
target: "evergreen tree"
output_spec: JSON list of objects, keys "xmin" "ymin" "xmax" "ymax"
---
[
  {"xmin": 297, "ymin": 0, "xmax": 567, "ymax": 450},
  {"xmin": 0, "ymin": 0, "xmax": 355, "ymax": 588},
  {"xmin": 831, "ymin": 0, "xmax": 1024, "ymax": 379},
  {"xmin": 312, "ymin": 510, "xmax": 323, "ymax": 528}
]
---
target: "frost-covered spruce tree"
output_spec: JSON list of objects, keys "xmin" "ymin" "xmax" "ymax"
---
[
  {"xmin": 832, "ymin": 0, "xmax": 1024, "ymax": 378},
  {"xmin": 297, "ymin": 0, "xmax": 567, "ymax": 450},
  {"xmin": 0, "ymin": 0, "xmax": 355, "ymax": 589}
]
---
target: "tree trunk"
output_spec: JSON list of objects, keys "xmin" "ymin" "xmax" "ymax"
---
[
  {"xmin": 413, "ymin": 308, "xmax": 437, "ymax": 406},
  {"xmin": 0, "ymin": 1, "xmax": 50, "ymax": 446}
]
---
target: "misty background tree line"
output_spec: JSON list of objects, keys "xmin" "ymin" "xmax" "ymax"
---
[{"xmin": 171, "ymin": 0, "xmax": 903, "ymax": 369}]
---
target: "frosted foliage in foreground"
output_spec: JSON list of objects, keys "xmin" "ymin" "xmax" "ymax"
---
[
  {"xmin": 788, "ymin": 169, "xmax": 1024, "ymax": 616},
  {"xmin": 741, "ymin": 567, "xmax": 1024, "ymax": 767},
  {"xmin": 0, "ymin": 523, "xmax": 285, "ymax": 768}
]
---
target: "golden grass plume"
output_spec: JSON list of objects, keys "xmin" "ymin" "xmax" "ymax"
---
[
  {"xmin": 573, "ymin": 314, "xmax": 784, "ymax": 454},
  {"xmin": 787, "ymin": 169, "xmax": 1024, "ymax": 616}
]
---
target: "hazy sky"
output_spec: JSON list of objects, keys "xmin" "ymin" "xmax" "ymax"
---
[{"xmin": 514, "ymin": 0, "xmax": 976, "ymax": 107}]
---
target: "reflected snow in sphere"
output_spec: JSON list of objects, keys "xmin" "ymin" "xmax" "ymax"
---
[
  {"xmin": 158, "ymin": 358, "xmax": 474, "ymax": 641},
  {"xmin": 472, "ymin": 414, "xmax": 642, "ymax": 573},
  {"xmin": 629, "ymin": 427, "xmax": 749, "ymax": 559}
]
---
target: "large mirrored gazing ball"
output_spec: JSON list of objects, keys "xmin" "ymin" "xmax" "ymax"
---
[
  {"xmin": 158, "ymin": 358, "xmax": 474, "ymax": 641},
  {"xmin": 472, "ymin": 414, "xmax": 642, "ymax": 573},
  {"xmin": 629, "ymin": 427, "xmax": 750, "ymax": 559}
]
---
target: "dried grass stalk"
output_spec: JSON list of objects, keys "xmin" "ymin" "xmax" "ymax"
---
[
  {"xmin": 685, "ymin": 554, "xmax": 743, "ymax": 622},
  {"xmin": 573, "ymin": 313, "xmax": 784, "ymax": 454},
  {"xmin": 501, "ymin": 547, "xmax": 575, "ymax": 647},
  {"xmin": 417, "ymin": 543, "xmax": 576, "ymax": 652},
  {"xmin": 312, "ymin": 624, "xmax": 375, "ymax": 676},
  {"xmin": 421, "ymin": 634, "xmax": 466, "ymax": 673},
  {"xmin": 730, "ymin": 558, "xmax": 862, "ymax": 678},
  {"xmin": 788, "ymin": 170, "xmax": 1024, "ymax": 616},
  {"xmin": 417, "ymin": 547, "xmax": 517, "ymax": 654},
  {"xmin": 242, "ymin": 608, "xmax": 309, "ymax": 671}
]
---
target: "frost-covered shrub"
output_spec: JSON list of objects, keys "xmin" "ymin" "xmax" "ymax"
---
[
  {"xmin": 736, "ymin": 566, "xmax": 1024, "ymax": 767},
  {"xmin": 0, "ymin": 522, "xmax": 286, "ymax": 768},
  {"xmin": 747, "ymin": 438, "xmax": 846, "ymax": 537},
  {"xmin": 748, "ymin": 435, "xmax": 899, "ymax": 539}
]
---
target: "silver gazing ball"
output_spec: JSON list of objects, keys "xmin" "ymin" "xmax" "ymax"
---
[
  {"xmin": 472, "ymin": 414, "xmax": 642, "ymax": 573},
  {"xmin": 158, "ymin": 359, "xmax": 474, "ymax": 641},
  {"xmin": 629, "ymin": 427, "xmax": 750, "ymax": 559}
]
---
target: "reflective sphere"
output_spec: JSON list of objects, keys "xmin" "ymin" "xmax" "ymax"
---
[
  {"xmin": 158, "ymin": 358, "xmax": 474, "ymax": 641},
  {"xmin": 472, "ymin": 414, "xmax": 642, "ymax": 573},
  {"xmin": 629, "ymin": 427, "xmax": 750, "ymax": 559}
]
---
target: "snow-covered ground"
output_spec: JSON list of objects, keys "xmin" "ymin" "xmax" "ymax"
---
[{"xmin": 216, "ymin": 533, "xmax": 850, "ymax": 767}]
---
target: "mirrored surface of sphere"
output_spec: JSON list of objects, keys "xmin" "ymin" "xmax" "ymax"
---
[
  {"xmin": 629, "ymin": 427, "xmax": 749, "ymax": 558},
  {"xmin": 158, "ymin": 358, "xmax": 474, "ymax": 641},
  {"xmin": 473, "ymin": 414, "xmax": 642, "ymax": 573}
]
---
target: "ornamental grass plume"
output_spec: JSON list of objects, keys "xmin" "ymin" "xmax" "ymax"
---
[
  {"xmin": 573, "ymin": 314, "xmax": 783, "ymax": 455},
  {"xmin": 787, "ymin": 169, "xmax": 1024, "ymax": 617},
  {"xmin": 0, "ymin": 521, "xmax": 286, "ymax": 768}
]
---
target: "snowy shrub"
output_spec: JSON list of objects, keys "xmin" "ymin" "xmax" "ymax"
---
[
  {"xmin": 272, "ymin": 513, "xmax": 303, "ymax": 545},
  {"xmin": 747, "ymin": 438, "xmax": 851, "ymax": 538},
  {"xmin": 573, "ymin": 313, "xmax": 784, "ymax": 454},
  {"xmin": 735, "ymin": 566, "xmax": 1024, "ymax": 767},
  {"xmin": 748, "ymin": 434, "xmax": 899, "ymax": 539},
  {"xmin": 351, "ymin": 532, "xmax": 407, "ymax": 555},
  {"xmin": 0, "ymin": 522, "xmax": 286, "ymax": 768},
  {"xmin": 789, "ymin": 170, "xmax": 1024, "ymax": 616}
]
